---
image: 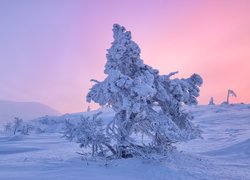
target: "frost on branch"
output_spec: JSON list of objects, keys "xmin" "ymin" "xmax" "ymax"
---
[{"xmin": 86, "ymin": 24, "xmax": 203, "ymax": 158}]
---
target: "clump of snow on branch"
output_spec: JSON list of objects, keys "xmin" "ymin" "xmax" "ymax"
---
[{"xmin": 86, "ymin": 24, "xmax": 203, "ymax": 158}]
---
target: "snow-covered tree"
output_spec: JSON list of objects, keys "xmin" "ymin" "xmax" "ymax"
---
[
  {"xmin": 87, "ymin": 105, "xmax": 91, "ymax": 112},
  {"xmin": 63, "ymin": 112, "xmax": 113, "ymax": 157},
  {"xmin": 13, "ymin": 117, "xmax": 23, "ymax": 135},
  {"xmin": 4, "ymin": 123, "xmax": 12, "ymax": 134},
  {"xmin": 20, "ymin": 124, "xmax": 33, "ymax": 135},
  {"xmin": 86, "ymin": 24, "xmax": 203, "ymax": 158},
  {"xmin": 209, "ymin": 97, "xmax": 215, "ymax": 105},
  {"xmin": 226, "ymin": 89, "xmax": 237, "ymax": 104}
]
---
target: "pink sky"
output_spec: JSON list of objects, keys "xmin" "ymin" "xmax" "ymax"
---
[{"xmin": 0, "ymin": 0, "xmax": 249, "ymax": 113}]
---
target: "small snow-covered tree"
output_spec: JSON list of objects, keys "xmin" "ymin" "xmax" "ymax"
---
[
  {"xmin": 209, "ymin": 97, "xmax": 215, "ymax": 105},
  {"xmin": 63, "ymin": 112, "xmax": 113, "ymax": 157},
  {"xmin": 87, "ymin": 105, "xmax": 91, "ymax": 112},
  {"xmin": 4, "ymin": 123, "xmax": 12, "ymax": 134},
  {"xmin": 86, "ymin": 24, "xmax": 203, "ymax": 158},
  {"xmin": 226, "ymin": 89, "xmax": 237, "ymax": 104},
  {"xmin": 13, "ymin": 117, "xmax": 23, "ymax": 135},
  {"xmin": 4, "ymin": 118, "xmax": 33, "ymax": 136},
  {"xmin": 20, "ymin": 124, "xmax": 33, "ymax": 135}
]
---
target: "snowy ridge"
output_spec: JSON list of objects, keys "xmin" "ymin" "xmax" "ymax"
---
[{"xmin": 0, "ymin": 100, "xmax": 60, "ymax": 126}]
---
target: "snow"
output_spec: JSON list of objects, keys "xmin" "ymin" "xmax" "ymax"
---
[{"xmin": 0, "ymin": 104, "xmax": 250, "ymax": 179}]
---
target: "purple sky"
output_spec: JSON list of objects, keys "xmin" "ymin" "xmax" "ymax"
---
[{"xmin": 0, "ymin": 0, "xmax": 250, "ymax": 113}]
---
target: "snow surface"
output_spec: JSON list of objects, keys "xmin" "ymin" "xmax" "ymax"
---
[{"xmin": 0, "ymin": 104, "xmax": 250, "ymax": 179}]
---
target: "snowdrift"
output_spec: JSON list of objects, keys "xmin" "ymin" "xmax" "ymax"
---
[{"xmin": 0, "ymin": 104, "xmax": 250, "ymax": 179}]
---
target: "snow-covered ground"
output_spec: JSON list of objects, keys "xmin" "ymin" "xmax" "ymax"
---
[{"xmin": 0, "ymin": 104, "xmax": 250, "ymax": 180}]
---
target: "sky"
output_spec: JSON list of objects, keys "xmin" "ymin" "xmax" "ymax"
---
[{"xmin": 0, "ymin": 0, "xmax": 249, "ymax": 113}]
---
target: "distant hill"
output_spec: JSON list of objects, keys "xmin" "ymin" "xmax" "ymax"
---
[{"xmin": 0, "ymin": 100, "xmax": 60, "ymax": 123}]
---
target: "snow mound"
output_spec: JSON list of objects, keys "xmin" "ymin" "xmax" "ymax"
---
[{"xmin": 206, "ymin": 138, "xmax": 250, "ymax": 157}]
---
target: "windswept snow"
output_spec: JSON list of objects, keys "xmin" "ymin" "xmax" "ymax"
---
[{"xmin": 0, "ymin": 104, "xmax": 250, "ymax": 179}]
